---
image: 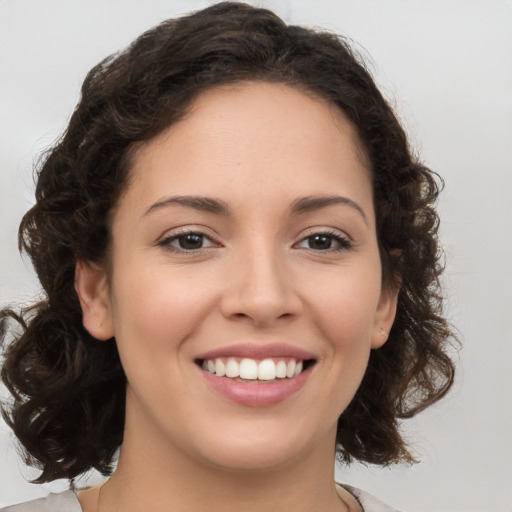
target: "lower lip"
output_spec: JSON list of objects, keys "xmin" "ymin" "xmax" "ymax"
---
[{"xmin": 199, "ymin": 366, "xmax": 312, "ymax": 407}]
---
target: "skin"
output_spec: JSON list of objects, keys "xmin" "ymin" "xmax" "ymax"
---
[{"xmin": 75, "ymin": 82, "xmax": 398, "ymax": 512}]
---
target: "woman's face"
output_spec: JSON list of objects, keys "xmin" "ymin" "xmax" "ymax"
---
[{"xmin": 78, "ymin": 82, "xmax": 397, "ymax": 472}]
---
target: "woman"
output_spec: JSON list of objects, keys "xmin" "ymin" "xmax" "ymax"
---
[{"xmin": 0, "ymin": 3, "xmax": 456, "ymax": 511}]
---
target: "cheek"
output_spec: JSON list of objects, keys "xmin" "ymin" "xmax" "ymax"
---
[
  {"xmin": 304, "ymin": 264, "xmax": 382, "ymax": 349},
  {"xmin": 110, "ymin": 271, "xmax": 202, "ymax": 360}
]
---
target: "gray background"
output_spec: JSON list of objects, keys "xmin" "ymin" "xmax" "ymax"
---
[{"xmin": 1, "ymin": 1, "xmax": 511, "ymax": 510}]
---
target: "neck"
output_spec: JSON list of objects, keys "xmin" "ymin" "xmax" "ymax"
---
[{"xmin": 98, "ymin": 421, "xmax": 346, "ymax": 512}]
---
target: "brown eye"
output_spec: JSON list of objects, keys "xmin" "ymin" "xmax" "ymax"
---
[
  {"xmin": 175, "ymin": 233, "xmax": 205, "ymax": 250},
  {"xmin": 296, "ymin": 232, "xmax": 352, "ymax": 252},
  {"xmin": 307, "ymin": 235, "xmax": 334, "ymax": 250},
  {"xmin": 159, "ymin": 231, "xmax": 217, "ymax": 252}
]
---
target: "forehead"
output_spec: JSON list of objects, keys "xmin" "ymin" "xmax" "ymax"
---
[{"xmin": 123, "ymin": 81, "xmax": 372, "ymax": 213}]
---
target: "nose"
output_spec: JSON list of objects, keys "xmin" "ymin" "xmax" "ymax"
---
[{"xmin": 219, "ymin": 244, "xmax": 302, "ymax": 327}]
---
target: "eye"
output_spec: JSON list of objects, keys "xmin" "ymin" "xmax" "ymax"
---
[
  {"xmin": 159, "ymin": 231, "xmax": 217, "ymax": 252},
  {"xmin": 296, "ymin": 231, "xmax": 352, "ymax": 252}
]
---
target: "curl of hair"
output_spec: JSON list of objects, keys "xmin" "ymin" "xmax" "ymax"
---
[{"xmin": 1, "ymin": 2, "xmax": 456, "ymax": 482}]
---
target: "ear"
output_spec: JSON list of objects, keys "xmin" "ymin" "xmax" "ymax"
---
[
  {"xmin": 371, "ymin": 284, "xmax": 399, "ymax": 349},
  {"xmin": 74, "ymin": 260, "xmax": 114, "ymax": 340}
]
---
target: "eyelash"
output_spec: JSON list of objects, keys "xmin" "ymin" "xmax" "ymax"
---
[
  {"xmin": 296, "ymin": 230, "xmax": 353, "ymax": 252},
  {"xmin": 158, "ymin": 228, "xmax": 353, "ymax": 254},
  {"xmin": 158, "ymin": 229, "xmax": 219, "ymax": 253}
]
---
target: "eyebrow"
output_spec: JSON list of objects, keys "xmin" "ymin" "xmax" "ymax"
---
[
  {"xmin": 143, "ymin": 194, "xmax": 367, "ymax": 224},
  {"xmin": 290, "ymin": 195, "xmax": 368, "ymax": 224},
  {"xmin": 143, "ymin": 196, "xmax": 231, "ymax": 217}
]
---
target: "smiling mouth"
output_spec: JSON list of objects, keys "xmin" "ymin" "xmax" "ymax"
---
[{"xmin": 195, "ymin": 357, "xmax": 316, "ymax": 382}]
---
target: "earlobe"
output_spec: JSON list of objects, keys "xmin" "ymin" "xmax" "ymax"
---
[
  {"xmin": 371, "ymin": 285, "xmax": 399, "ymax": 349},
  {"xmin": 74, "ymin": 260, "xmax": 114, "ymax": 340}
]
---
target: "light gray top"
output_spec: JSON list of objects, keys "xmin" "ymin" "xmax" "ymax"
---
[
  {"xmin": 1, "ymin": 486, "xmax": 400, "ymax": 512},
  {"xmin": 1, "ymin": 490, "xmax": 80, "ymax": 512}
]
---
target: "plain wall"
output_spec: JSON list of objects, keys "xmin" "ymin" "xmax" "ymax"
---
[{"xmin": 1, "ymin": 1, "xmax": 511, "ymax": 510}]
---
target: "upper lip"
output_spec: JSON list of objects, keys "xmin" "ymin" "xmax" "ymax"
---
[{"xmin": 196, "ymin": 343, "xmax": 316, "ymax": 361}]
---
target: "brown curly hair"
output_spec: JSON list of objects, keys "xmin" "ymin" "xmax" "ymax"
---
[{"xmin": 1, "ymin": 1, "xmax": 456, "ymax": 483}]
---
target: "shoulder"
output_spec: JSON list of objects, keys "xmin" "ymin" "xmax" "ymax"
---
[
  {"xmin": 340, "ymin": 484, "xmax": 401, "ymax": 512},
  {"xmin": 0, "ymin": 490, "xmax": 82, "ymax": 512}
]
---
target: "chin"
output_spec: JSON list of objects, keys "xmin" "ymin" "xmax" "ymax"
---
[
  {"xmin": 202, "ymin": 446, "xmax": 300, "ymax": 473},
  {"xmin": 191, "ymin": 420, "xmax": 332, "ymax": 473}
]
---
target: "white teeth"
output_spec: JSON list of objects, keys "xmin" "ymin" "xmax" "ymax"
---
[
  {"xmin": 258, "ymin": 359, "xmax": 276, "ymax": 380},
  {"xmin": 276, "ymin": 360, "xmax": 287, "ymax": 378},
  {"xmin": 202, "ymin": 357, "xmax": 308, "ymax": 380},
  {"xmin": 215, "ymin": 359, "xmax": 226, "ymax": 377},
  {"xmin": 225, "ymin": 358, "xmax": 239, "ymax": 378},
  {"xmin": 239, "ymin": 358, "xmax": 258, "ymax": 379},
  {"xmin": 286, "ymin": 360, "xmax": 296, "ymax": 378}
]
